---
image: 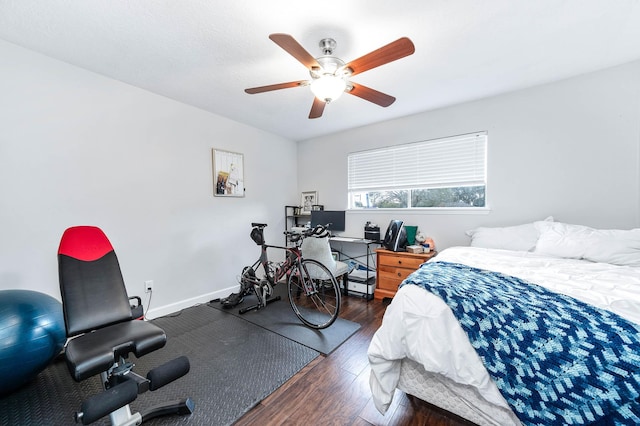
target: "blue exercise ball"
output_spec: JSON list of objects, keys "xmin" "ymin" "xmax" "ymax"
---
[{"xmin": 0, "ymin": 290, "xmax": 66, "ymax": 395}]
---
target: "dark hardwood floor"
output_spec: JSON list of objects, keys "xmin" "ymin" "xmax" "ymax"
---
[{"xmin": 234, "ymin": 294, "xmax": 475, "ymax": 426}]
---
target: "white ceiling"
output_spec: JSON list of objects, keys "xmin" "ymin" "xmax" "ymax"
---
[{"xmin": 2, "ymin": 1, "xmax": 640, "ymax": 142}]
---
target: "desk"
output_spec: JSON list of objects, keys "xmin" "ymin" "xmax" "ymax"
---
[
  {"xmin": 330, "ymin": 236, "xmax": 373, "ymax": 243},
  {"xmin": 329, "ymin": 236, "xmax": 381, "ymax": 300}
]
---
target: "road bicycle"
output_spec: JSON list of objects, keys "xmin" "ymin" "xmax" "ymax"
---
[{"xmin": 233, "ymin": 222, "xmax": 341, "ymax": 329}]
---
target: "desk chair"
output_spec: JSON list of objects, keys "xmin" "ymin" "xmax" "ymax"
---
[
  {"xmin": 300, "ymin": 234, "xmax": 350, "ymax": 295},
  {"xmin": 58, "ymin": 226, "xmax": 194, "ymax": 425}
]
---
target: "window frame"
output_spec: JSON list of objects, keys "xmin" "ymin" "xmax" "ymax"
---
[{"xmin": 347, "ymin": 132, "xmax": 488, "ymax": 211}]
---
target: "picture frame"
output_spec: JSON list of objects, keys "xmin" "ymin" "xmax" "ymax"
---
[
  {"xmin": 300, "ymin": 191, "xmax": 317, "ymax": 215},
  {"xmin": 212, "ymin": 149, "xmax": 245, "ymax": 197}
]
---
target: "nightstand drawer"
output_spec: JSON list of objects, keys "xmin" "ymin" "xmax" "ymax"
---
[
  {"xmin": 378, "ymin": 265, "xmax": 417, "ymax": 282},
  {"xmin": 378, "ymin": 253, "xmax": 429, "ymax": 270},
  {"xmin": 377, "ymin": 275, "xmax": 407, "ymax": 292}
]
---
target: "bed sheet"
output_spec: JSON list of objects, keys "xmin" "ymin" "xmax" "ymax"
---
[{"xmin": 368, "ymin": 246, "xmax": 640, "ymax": 419}]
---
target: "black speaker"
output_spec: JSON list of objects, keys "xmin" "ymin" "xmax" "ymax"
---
[{"xmin": 382, "ymin": 220, "xmax": 407, "ymax": 252}]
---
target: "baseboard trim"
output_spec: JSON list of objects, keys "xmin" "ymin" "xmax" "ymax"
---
[{"xmin": 144, "ymin": 285, "xmax": 239, "ymax": 320}]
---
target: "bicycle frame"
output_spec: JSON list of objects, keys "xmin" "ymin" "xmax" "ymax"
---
[
  {"xmin": 271, "ymin": 244, "xmax": 319, "ymax": 296},
  {"xmin": 243, "ymin": 242, "xmax": 296, "ymax": 282},
  {"xmin": 238, "ymin": 239, "xmax": 297, "ymax": 313},
  {"xmin": 240, "ymin": 232, "xmax": 319, "ymax": 314}
]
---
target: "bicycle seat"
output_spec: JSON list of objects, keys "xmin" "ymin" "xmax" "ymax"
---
[{"xmin": 251, "ymin": 223, "xmax": 267, "ymax": 228}]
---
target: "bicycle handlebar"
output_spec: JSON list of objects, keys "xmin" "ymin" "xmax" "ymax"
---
[
  {"xmin": 284, "ymin": 224, "xmax": 330, "ymax": 242},
  {"xmin": 309, "ymin": 224, "xmax": 330, "ymax": 238}
]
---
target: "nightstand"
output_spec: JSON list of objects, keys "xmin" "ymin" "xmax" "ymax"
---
[{"xmin": 374, "ymin": 249, "xmax": 436, "ymax": 300}]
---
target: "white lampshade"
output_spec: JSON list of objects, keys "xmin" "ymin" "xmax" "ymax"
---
[{"xmin": 310, "ymin": 75, "xmax": 347, "ymax": 103}]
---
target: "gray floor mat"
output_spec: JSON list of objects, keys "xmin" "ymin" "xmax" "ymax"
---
[{"xmin": 0, "ymin": 305, "xmax": 319, "ymax": 426}]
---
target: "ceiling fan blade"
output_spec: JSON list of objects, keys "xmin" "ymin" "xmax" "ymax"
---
[
  {"xmin": 348, "ymin": 83, "xmax": 396, "ymax": 107},
  {"xmin": 345, "ymin": 37, "xmax": 415, "ymax": 77},
  {"xmin": 269, "ymin": 33, "xmax": 321, "ymax": 70},
  {"xmin": 245, "ymin": 80, "xmax": 307, "ymax": 94},
  {"xmin": 309, "ymin": 98, "xmax": 326, "ymax": 119}
]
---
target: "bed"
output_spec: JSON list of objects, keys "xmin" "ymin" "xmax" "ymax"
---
[{"xmin": 368, "ymin": 220, "xmax": 640, "ymax": 425}]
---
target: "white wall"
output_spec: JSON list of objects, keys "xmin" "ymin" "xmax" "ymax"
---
[
  {"xmin": 3, "ymin": 38, "xmax": 639, "ymax": 317},
  {"xmin": 0, "ymin": 40, "xmax": 298, "ymax": 318},
  {"xmin": 298, "ymin": 60, "xmax": 640, "ymax": 250}
]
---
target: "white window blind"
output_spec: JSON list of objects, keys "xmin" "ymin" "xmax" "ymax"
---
[{"xmin": 348, "ymin": 132, "xmax": 487, "ymax": 192}]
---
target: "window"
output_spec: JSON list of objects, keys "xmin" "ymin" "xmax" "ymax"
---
[{"xmin": 348, "ymin": 132, "xmax": 487, "ymax": 209}]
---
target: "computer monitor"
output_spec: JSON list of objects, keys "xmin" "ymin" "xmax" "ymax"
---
[{"xmin": 310, "ymin": 210, "xmax": 346, "ymax": 233}]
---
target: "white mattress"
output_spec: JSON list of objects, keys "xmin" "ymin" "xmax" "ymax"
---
[
  {"xmin": 397, "ymin": 358, "xmax": 521, "ymax": 425},
  {"xmin": 368, "ymin": 246, "xmax": 640, "ymax": 422}
]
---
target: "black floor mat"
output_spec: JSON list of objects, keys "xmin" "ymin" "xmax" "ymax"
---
[
  {"xmin": 0, "ymin": 305, "xmax": 319, "ymax": 426},
  {"xmin": 212, "ymin": 283, "xmax": 361, "ymax": 355}
]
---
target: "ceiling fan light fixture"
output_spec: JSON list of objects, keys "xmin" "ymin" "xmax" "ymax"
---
[
  {"xmin": 310, "ymin": 74, "xmax": 347, "ymax": 103},
  {"xmin": 245, "ymin": 34, "xmax": 416, "ymax": 118}
]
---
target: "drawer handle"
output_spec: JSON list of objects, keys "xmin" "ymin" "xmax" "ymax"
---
[
  {"xmin": 397, "ymin": 272, "xmax": 402, "ymax": 277},
  {"xmin": 397, "ymin": 260, "xmax": 402, "ymax": 265}
]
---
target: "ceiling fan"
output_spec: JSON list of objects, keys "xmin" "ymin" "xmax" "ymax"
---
[{"xmin": 245, "ymin": 33, "xmax": 415, "ymax": 119}]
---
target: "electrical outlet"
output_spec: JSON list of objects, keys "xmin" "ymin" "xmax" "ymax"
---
[{"xmin": 145, "ymin": 280, "xmax": 154, "ymax": 293}]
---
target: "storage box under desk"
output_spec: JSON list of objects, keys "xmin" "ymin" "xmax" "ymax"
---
[{"xmin": 346, "ymin": 280, "xmax": 375, "ymax": 300}]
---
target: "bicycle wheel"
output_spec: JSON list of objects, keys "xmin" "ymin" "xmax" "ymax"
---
[{"xmin": 287, "ymin": 258, "xmax": 341, "ymax": 329}]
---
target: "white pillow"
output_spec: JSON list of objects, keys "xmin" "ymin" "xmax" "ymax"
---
[
  {"xmin": 466, "ymin": 217, "xmax": 553, "ymax": 252},
  {"xmin": 533, "ymin": 221, "xmax": 585, "ymax": 259},
  {"xmin": 534, "ymin": 221, "xmax": 640, "ymax": 267}
]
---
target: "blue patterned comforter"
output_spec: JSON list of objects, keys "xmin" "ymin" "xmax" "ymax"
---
[{"xmin": 401, "ymin": 261, "xmax": 640, "ymax": 425}]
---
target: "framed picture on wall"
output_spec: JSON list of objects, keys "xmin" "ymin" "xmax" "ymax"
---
[
  {"xmin": 300, "ymin": 191, "xmax": 317, "ymax": 215},
  {"xmin": 213, "ymin": 149, "xmax": 245, "ymax": 197}
]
